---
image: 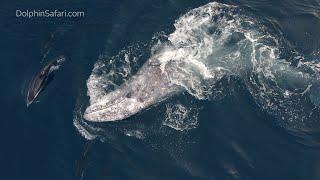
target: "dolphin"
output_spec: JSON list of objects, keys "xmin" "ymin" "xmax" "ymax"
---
[
  {"xmin": 83, "ymin": 59, "xmax": 183, "ymax": 122},
  {"xmin": 26, "ymin": 56, "xmax": 65, "ymax": 107}
]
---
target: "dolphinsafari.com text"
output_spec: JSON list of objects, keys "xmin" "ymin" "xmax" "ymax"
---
[{"xmin": 16, "ymin": 9, "xmax": 85, "ymax": 18}]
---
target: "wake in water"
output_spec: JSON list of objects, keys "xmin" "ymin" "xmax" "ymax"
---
[{"xmin": 74, "ymin": 2, "xmax": 320, "ymax": 139}]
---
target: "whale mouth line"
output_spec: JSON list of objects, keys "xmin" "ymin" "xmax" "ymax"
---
[{"xmin": 85, "ymin": 97, "xmax": 127, "ymax": 114}]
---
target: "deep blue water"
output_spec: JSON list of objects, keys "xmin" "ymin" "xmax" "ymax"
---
[{"xmin": 1, "ymin": 0, "xmax": 320, "ymax": 180}]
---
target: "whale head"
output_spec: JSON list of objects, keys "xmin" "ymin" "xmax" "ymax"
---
[
  {"xmin": 83, "ymin": 64, "xmax": 183, "ymax": 122},
  {"xmin": 83, "ymin": 89, "xmax": 150, "ymax": 121}
]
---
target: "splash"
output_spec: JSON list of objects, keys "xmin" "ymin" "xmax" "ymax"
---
[
  {"xmin": 75, "ymin": 2, "xmax": 320, "ymax": 138},
  {"xmin": 86, "ymin": 44, "xmax": 144, "ymax": 105},
  {"xmin": 163, "ymin": 103, "xmax": 199, "ymax": 131}
]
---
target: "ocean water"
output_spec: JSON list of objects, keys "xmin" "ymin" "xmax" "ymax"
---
[{"xmin": 1, "ymin": 0, "xmax": 320, "ymax": 179}]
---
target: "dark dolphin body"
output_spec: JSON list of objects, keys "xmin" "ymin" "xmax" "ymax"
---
[{"xmin": 26, "ymin": 56, "xmax": 65, "ymax": 107}]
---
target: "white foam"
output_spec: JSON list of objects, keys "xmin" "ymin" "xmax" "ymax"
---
[
  {"xmin": 158, "ymin": 2, "xmax": 320, "ymax": 127},
  {"xmin": 73, "ymin": 118, "xmax": 97, "ymax": 140},
  {"xmin": 79, "ymin": 2, "xmax": 320, "ymax": 132},
  {"xmin": 163, "ymin": 103, "xmax": 199, "ymax": 131},
  {"xmin": 125, "ymin": 129, "xmax": 145, "ymax": 139}
]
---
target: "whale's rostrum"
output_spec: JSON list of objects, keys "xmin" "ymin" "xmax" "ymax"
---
[{"xmin": 83, "ymin": 58, "xmax": 183, "ymax": 122}]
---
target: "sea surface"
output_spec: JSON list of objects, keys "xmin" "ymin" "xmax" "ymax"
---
[{"xmin": 1, "ymin": 0, "xmax": 320, "ymax": 179}]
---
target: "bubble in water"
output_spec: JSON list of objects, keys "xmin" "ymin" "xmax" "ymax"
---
[{"xmin": 163, "ymin": 103, "xmax": 199, "ymax": 131}]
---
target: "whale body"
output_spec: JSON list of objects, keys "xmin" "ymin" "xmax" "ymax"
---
[
  {"xmin": 83, "ymin": 59, "xmax": 183, "ymax": 122},
  {"xmin": 83, "ymin": 1, "xmax": 320, "ymax": 126}
]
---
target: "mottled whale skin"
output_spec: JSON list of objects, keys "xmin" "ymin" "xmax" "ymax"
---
[{"xmin": 83, "ymin": 59, "xmax": 183, "ymax": 122}]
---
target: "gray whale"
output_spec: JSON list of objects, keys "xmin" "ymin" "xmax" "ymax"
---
[{"xmin": 83, "ymin": 59, "xmax": 183, "ymax": 122}]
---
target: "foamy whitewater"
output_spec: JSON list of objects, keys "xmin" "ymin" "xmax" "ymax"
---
[{"xmin": 74, "ymin": 2, "xmax": 320, "ymax": 139}]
